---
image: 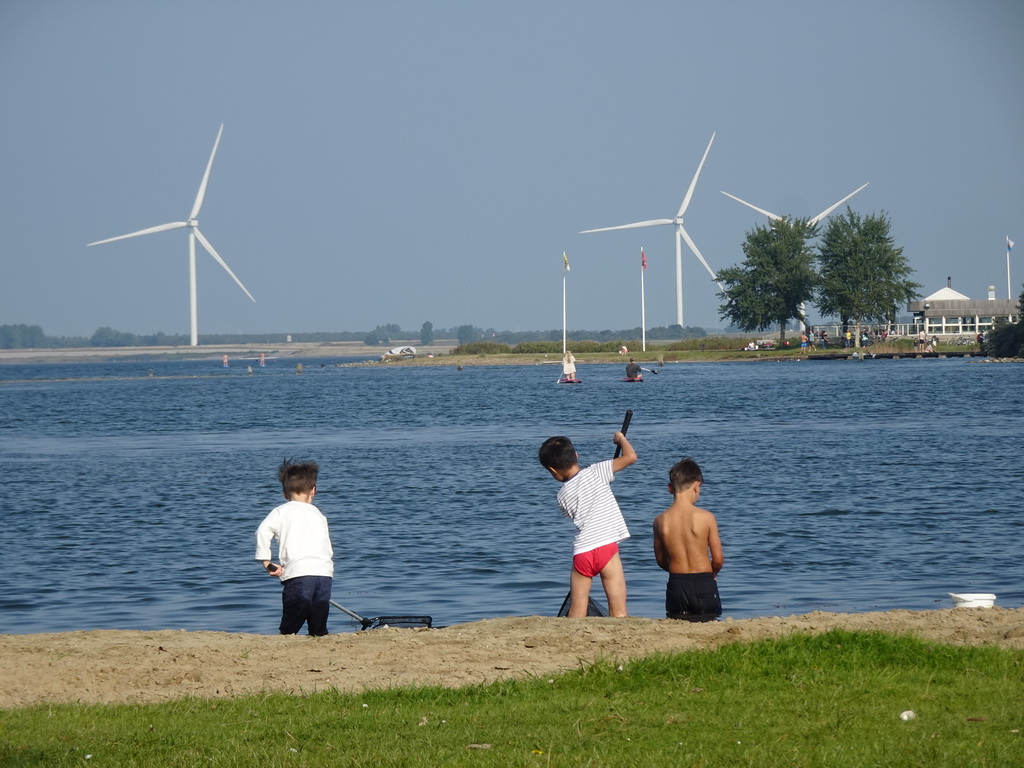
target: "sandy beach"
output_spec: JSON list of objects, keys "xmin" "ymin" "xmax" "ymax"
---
[{"xmin": 2, "ymin": 609, "xmax": 1022, "ymax": 709}]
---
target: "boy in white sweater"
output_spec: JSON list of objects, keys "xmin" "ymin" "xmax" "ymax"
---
[{"xmin": 255, "ymin": 460, "xmax": 334, "ymax": 635}]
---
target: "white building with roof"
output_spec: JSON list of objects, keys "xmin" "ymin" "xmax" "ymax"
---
[{"xmin": 907, "ymin": 280, "xmax": 1018, "ymax": 337}]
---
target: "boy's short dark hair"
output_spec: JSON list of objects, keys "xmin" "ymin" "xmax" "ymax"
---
[
  {"xmin": 538, "ymin": 436, "xmax": 578, "ymax": 470},
  {"xmin": 278, "ymin": 459, "xmax": 319, "ymax": 496},
  {"xmin": 669, "ymin": 457, "xmax": 703, "ymax": 492}
]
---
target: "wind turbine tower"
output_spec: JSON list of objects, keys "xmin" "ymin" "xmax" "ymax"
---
[
  {"xmin": 581, "ymin": 133, "xmax": 722, "ymax": 327},
  {"xmin": 88, "ymin": 125, "xmax": 255, "ymax": 346}
]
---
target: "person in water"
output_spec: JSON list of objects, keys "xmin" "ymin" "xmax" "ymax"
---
[
  {"xmin": 652, "ymin": 457, "xmax": 724, "ymax": 622},
  {"xmin": 561, "ymin": 350, "xmax": 577, "ymax": 381},
  {"xmin": 625, "ymin": 357, "xmax": 642, "ymax": 380}
]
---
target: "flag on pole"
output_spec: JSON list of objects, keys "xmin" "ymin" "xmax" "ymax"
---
[
  {"xmin": 641, "ymin": 248, "xmax": 647, "ymax": 270},
  {"xmin": 1008, "ymin": 237, "xmax": 1015, "ymax": 251},
  {"xmin": 563, "ymin": 251, "xmax": 570, "ymax": 271}
]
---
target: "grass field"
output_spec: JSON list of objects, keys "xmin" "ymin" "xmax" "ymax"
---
[{"xmin": 2, "ymin": 630, "xmax": 1021, "ymax": 767}]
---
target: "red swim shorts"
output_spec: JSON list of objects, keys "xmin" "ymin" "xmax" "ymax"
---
[{"xmin": 572, "ymin": 542, "xmax": 619, "ymax": 578}]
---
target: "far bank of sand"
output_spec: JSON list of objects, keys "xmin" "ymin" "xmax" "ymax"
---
[
  {"xmin": 2, "ymin": 608, "xmax": 1022, "ymax": 708},
  {"xmin": 0, "ymin": 342, "xmax": 457, "ymax": 366},
  {"xmin": 0, "ymin": 342, "xmax": 684, "ymax": 369}
]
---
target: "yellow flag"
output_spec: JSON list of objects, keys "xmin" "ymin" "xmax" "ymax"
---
[{"xmin": 563, "ymin": 251, "xmax": 570, "ymax": 272}]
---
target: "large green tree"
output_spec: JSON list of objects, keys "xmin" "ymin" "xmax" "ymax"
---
[
  {"xmin": 986, "ymin": 284, "xmax": 1024, "ymax": 357},
  {"xmin": 717, "ymin": 218, "xmax": 818, "ymax": 342},
  {"xmin": 419, "ymin": 321, "xmax": 434, "ymax": 346},
  {"xmin": 817, "ymin": 208, "xmax": 920, "ymax": 347}
]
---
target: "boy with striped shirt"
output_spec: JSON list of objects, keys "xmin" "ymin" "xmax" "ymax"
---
[{"xmin": 539, "ymin": 431, "xmax": 637, "ymax": 617}]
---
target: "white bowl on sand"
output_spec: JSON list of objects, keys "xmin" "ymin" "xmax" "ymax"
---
[{"xmin": 949, "ymin": 592, "xmax": 996, "ymax": 608}]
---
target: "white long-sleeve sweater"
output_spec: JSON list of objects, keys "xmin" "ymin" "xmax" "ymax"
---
[{"xmin": 255, "ymin": 500, "xmax": 334, "ymax": 580}]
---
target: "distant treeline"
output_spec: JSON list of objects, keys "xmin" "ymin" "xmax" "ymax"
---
[
  {"xmin": 0, "ymin": 322, "xmax": 709, "ymax": 350},
  {"xmin": 0, "ymin": 324, "xmax": 371, "ymax": 349}
]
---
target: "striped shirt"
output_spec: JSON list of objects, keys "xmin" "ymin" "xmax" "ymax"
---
[{"xmin": 557, "ymin": 460, "xmax": 630, "ymax": 555}]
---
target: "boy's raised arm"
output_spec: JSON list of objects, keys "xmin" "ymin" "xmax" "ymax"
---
[{"xmin": 611, "ymin": 432, "xmax": 637, "ymax": 473}]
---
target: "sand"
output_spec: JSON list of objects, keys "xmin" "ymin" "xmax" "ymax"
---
[{"xmin": 2, "ymin": 609, "xmax": 1022, "ymax": 709}]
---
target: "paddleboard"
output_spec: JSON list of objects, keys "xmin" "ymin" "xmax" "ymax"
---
[
  {"xmin": 559, "ymin": 378, "xmax": 583, "ymax": 384},
  {"xmin": 621, "ymin": 377, "xmax": 644, "ymax": 382}
]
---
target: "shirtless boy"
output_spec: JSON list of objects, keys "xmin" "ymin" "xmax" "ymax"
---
[{"xmin": 652, "ymin": 457, "xmax": 724, "ymax": 621}]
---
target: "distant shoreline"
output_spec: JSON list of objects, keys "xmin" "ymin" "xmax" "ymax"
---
[
  {"xmin": 0, "ymin": 341, "xmax": 457, "ymax": 365},
  {"xmin": 1, "ymin": 342, "xmax": 1009, "ymax": 368}
]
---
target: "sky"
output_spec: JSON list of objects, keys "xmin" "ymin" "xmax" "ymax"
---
[{"xmin": 1, "ymin": 0, "xmax": 1021, "ymax": 339}]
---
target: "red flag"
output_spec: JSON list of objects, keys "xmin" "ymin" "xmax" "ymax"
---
[{"xmin": 641, "ymin": 248, "xmax": 647, "ymax": 270}]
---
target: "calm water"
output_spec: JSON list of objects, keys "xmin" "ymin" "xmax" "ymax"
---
[{"xmin": 1, "ymin": 355, "xmax": 1021, "ymax": 635}]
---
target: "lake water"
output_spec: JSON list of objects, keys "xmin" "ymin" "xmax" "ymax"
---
[{"xmin": 1, "ymin": 354, "xmax": 1021, "ymax": 635}]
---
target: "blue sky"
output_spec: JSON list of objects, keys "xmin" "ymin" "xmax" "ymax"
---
[{"xmin": 1, "ymin": 0, "xmax": 1021, "ymax": 338}]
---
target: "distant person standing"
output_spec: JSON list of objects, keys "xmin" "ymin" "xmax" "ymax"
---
[
  {"xmin": 652, "ymin": 457, "xmax": 723, "ymax": 621},
  {"xmin": 255, "ymin": 460, "xmax": 334, "ymax": 636},
  {"xmin": 918, "ymin": 329, "xmax": 927, "ymax": 352},
  {"xmin": 561, "ymin": 350, "xmax": 577, "ymax": 381}
]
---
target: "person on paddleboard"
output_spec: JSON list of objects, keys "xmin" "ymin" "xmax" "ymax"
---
[
  {"xmin": 652, "ymin": 457, "xmax": 724, "ymax": 622},
  {"xmin": 625, "ymin": 357, "xmax": 642, "ymax": 380},
  {"xmin": 539, "ymin": 431, "xmax": 637, "ymax": 618},
  {"xmin": 255, "ymin": 460, "xmax": 335, "ymax": 636},
  {"xmin": 561, "ymin": 350, "xmax": 577, "ymax": 381}
]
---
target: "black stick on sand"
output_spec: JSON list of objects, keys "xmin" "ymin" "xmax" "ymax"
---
[{"xmin": 613, "ymin": 409, "xmax": 633, "ymax": 458}]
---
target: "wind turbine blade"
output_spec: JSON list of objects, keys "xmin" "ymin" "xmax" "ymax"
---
[
  {"xmin": 193, "ymin": 227, "xmax": 256, "ymax": 302},
  {"xmin": 720, "ymin": 191, "xmax": 782, "ymax": 221},
  {"xmin": 678, "ymin": 225, "xmax": 719, "ymax": 281},
  {"xmin": 580, "ymin": 219, "xmax": 674, "ymax": 234},
  {"xmin": 809, "ymin": 182, "xmax": 869, "ymax": 225},
  {"xmin": 676, "ymin": 132, "xmax": 715, "ymax": 218},
  {"xmin": 190, "ymin": 124, "xmax": 224, "ymax": 220},
  {"xmin": 87, "ymin": 221, "xmax": 187, "ymax": 246}
]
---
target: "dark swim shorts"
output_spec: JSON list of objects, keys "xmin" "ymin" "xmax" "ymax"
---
[{"xmin": 666, "ymin": 572, "xmax": 721, "ymax": 621}]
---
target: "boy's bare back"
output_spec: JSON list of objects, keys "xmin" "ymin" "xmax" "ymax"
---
[
  {"xmin": 654, "ymin": 458, "xmax": 723, "ymax": 575},
  {"xmin": 653, "ymin": 500, "xmax": 722, "ymax": 574}
]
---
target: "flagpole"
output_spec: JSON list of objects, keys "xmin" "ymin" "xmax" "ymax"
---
[
  {"xmin": 562, "ymin": 252, "xmax": 569, "ymax": 355},
  {"xmin": 640, "ymin": 247, "xmax": 647, "ymax": 352},
  {"xmin": 562, "ymin": 269, "xmax": 567, "ymax": 355},
  {"xmin": 1008, "ymin": 236, "xmax": 1013, "ymax": 301}
]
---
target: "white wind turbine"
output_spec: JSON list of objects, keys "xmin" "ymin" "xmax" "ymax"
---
[
  {"xmin": 720, "ymin": 182, "xmax": 869, "ymax": 332},
  {"xmin": 720, "ymin": 182, "xmax": 869, "ymax": 228},
  {"xmin": 87, "ymin": 124, "xmax": 255, "ymax": 347},
  {"xmin": 581, "ymin": 133, "xmax": 721, "ymax": 327}
]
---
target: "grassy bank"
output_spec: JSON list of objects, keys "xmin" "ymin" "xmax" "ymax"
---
[
  {"xmin": 368, "ymin": 336, "xmax": 987, "ymax": 367},
  {"xmin": 2, "ymin": 630, "xmax": 1020, "ymax": 767}
]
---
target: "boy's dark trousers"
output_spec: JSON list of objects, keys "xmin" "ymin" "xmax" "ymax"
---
[{"xmin": 280, "ymin": 575, "xmax": 332, "ymax": 635}]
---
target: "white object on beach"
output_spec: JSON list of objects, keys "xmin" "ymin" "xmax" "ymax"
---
[
  {"xmin": 899, "ymin": 710, "xmax": 916, "ymax": 721},
  {"xmin": 949, "ymin": 593, "xmax": 996, "ymax": 608}
]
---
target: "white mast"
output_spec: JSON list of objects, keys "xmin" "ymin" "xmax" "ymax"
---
[{"xmin": 640, "ymin": 247, "xmax": 647, "ymax": 352}]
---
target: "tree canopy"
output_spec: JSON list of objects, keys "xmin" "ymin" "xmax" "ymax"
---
[
  {"xmin": 817, "ymin": 208, "xmax": 920, "ymax": 343},
  {"xmin": 986, "ymin": 285, "xmax": 1024, "ymax": 357},
  {"xmin": 419, "ymin": 321, "xmax": 434, "ymax": 346},
  {"xmin": 717, "ymin": 218, "xmax": 818, "ymax": 341}
]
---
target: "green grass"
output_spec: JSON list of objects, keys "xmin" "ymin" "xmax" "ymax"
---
[{"xmin": 1, "ymin": 631, "xmax": 1021, "ymax": 767}]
